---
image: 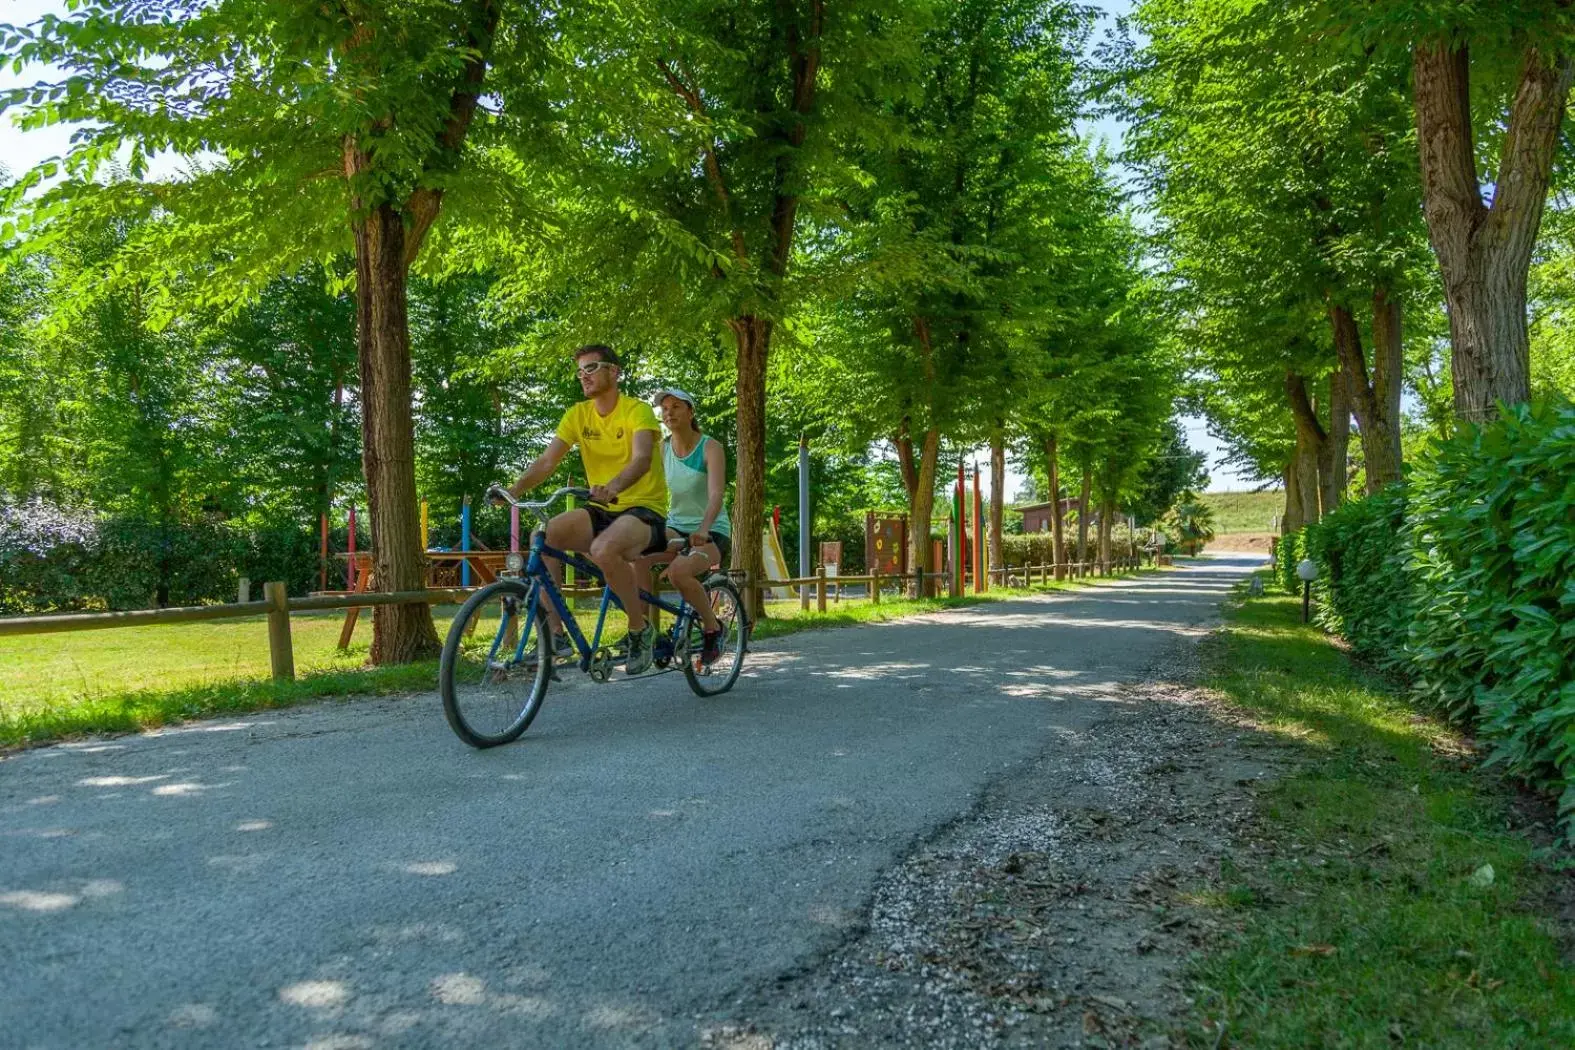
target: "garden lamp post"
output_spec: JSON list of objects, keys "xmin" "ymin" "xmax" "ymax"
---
[{"xmin": 1296, "ymin": 558, "xmax": 1318, "ymax": 624}]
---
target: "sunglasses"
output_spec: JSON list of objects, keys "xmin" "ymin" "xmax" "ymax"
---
[{"xmin": 575, "ymin": 360, "xmax": 615, "ymax": 377}]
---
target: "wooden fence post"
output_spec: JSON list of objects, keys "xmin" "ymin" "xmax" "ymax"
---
[
  {"xmin": 817, "ymin": 566, "xmax": 827, "ymax": 613},
  {"xmin": 264, "ymin": 581, "xmax": 295, "ymax": 685},
  {"xmin": 871, "ymin": 575, "xmax": 881, "ymax": 605}
]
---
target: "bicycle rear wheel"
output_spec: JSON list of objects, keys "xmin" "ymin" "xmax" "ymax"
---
[
  {"xmin": 439, "ymin": 580, "xmax": 552, "ymax": 747},
  {"xmin": 681, "ymin": 576, "xmax": 746, "ymax": 697}
]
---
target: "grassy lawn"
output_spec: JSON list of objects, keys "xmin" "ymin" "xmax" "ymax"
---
[
  {"xmin": 1199, "ymin": 490, "xmax": 1283, "ymax": 534},
  {"xmin": 1187, "ymin": 583, "xmax": 1575, "ymax": 1047},
  {"xmin": 0, "ymin": 567, "xmax": 1154, "ymax": 748}
]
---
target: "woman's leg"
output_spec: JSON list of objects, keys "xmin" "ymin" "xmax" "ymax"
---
[{"xmin": 666, "ymin": 545, "xmax": 722, "ymax": 633}]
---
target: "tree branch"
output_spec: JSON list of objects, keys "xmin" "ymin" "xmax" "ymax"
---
[
  {"xmin": 656, "ymin": 57, "xmax": 749, "ymax": 265},
  {"xmin": 403, "ymin": 0, "xmax": 502, "ymax": 266},
  {"xmin": 1485, "ymin": 46, "xmax": 1574, "ymax": 262}
]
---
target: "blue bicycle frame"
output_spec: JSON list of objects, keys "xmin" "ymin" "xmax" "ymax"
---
[{"xmin": 515, "ymin": 528, "xmax": 696, "ymax": 674}]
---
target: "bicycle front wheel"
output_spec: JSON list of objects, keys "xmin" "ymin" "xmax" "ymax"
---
[
  {"xmin": 439, "ymin": 580, "xmax": 552, "ymax": 748},
  {"xmin": 681, "ymin": 576, "xmax": 747, "ymax": 697}
]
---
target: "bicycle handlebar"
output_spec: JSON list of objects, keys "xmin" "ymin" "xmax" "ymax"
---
[{"xmin": 484, "ymin": 484, "xmax": 615, "ymax": 521}]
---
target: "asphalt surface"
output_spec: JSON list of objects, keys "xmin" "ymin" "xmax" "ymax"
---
[{"xmin": 1, "ymin": 555, "xmax": 1253, "ymax": 1049}]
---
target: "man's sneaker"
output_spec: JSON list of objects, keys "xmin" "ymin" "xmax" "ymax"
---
[
  {"xmin": 700, "ymin": 628, "xmax": 724, "ymax": 667},
  {"xmin": 624, "ymin": 622, "xmax": 657, "ymax": 675}
]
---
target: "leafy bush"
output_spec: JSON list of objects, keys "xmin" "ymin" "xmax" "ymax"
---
[
  {"xmin": 0, "ymin": 497, "xmax": 99, "ymax": 613},
  {"xmin": 1274, "ymin": 528, "xmax": 1305, "ymax": 594},
  {"xmin": 1001, "ymin": 533, "xmax": 1057, "ymax": 566},
  {"xmin": 1291, "ymin": 400, "xmax": 1575, "ymax": 835},
  {"xmin": 1300, "ymin": 485, "xmax": 1411, "ymax": 672},
  {"xmin": 1405, "ymin": 401, "xmax": 1575, "ymax": 817},
  {"xmin": 0, "ymin": 497, "xmax": 327, "ymax": 612},
  {"xmin": 1162, "ymin": 493, "xmax": 1216, "ymax": 554}
]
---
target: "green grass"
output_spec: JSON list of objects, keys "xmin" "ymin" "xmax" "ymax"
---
[
  {"xmin": 1200, "ymin": 490, "xmax": 1283, "ymax": 534},
  {"xmin": 0, "ymin": 568, "xmax": 1155, "ymax": 748},
  {"xmin": 1186, "ymin": 583, "xmax": 1575, "ymax": 1047}
]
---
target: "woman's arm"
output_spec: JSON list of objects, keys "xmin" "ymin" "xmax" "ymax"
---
[{"xmin": 695, "ymin": 438, "xmax": 727, "ymax": 538}]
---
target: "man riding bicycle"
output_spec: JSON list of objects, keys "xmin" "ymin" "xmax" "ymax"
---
[{"xmin": 500, "ymin": 345, "xmax": 668, "ymax": 675}]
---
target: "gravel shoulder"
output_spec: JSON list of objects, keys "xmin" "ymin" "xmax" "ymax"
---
[{"xmin": 702, "ymin": 614, "xmax": 1282, "ymax": 1050}]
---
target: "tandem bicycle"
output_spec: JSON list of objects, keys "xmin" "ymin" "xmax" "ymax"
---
[{"xmin": 437, "ymin": 485, "xmax": 749, "ymax": 748}]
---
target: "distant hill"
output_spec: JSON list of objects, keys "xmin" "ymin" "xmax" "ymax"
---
[{"xmin": 1200, "ymin": 490, "xmax": 1283, "ymax": 534}]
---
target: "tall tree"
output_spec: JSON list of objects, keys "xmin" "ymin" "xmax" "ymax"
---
[
  {"xmin": 491, "ymin": 0, "xmax": 929, "ymax": 614},
  {"xmin": 1, "ymin": 0, "xmax": 528, "ymax": 661},
  {"xmin": 1312, "ymin": 0, "xmax": 1574, "ymax": 418}
]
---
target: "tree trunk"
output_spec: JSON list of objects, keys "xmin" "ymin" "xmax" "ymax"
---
[
  {"xmin": 352, "ymin": 203, "xmax": 440, "ymax": 664},
  {"xmin": 1098, "ymin": 494, "xmax": 1115, "ymax": 572},
  {"xmin": 894, "ymin": 418, "xmax": 919, "ymax": 499},
  {"xmin": 1329, "ymin": 296, "xmax": 1402, "ymax": 491},
  {"xmin": 729, "ymin": 314, "xmax": 771, "ymax": 616},
  {"xmin": 1294, "ymin": 434, "xmax": 1320, "ymax": 527},
  {"xmin": 988, "ymin": 428, "xmax": 1004, "ymax": 580},
  {"xmin": 1283, "ymin": 462, "xmax": 1305, "ymax": 534},
  {"xmin": 1412, "ymin": 39, "xmax": 1573, "ymax": 420},
  {"xmin": 909, "ymin": 427, "xmax": 941, "ymax": 594},
  {"xmin": 1323, "ymin": 366, "xmax": 1350, "ymax": 514},
  {"xmin": 1285, "ymin": 370, "xmax": 1328, "ymax": 524},
  {"xmin": 1046, "ymin": 433, "xmax": 1066, "ymax": 573},
  {"xmin": 1076, "ymin": 468, "xmax": 1091, "ymax": 564}
]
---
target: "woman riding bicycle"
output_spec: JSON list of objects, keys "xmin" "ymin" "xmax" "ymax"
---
[{"xmin": 652, "ymin": 387, "xmax": 731, "ymax": 666}]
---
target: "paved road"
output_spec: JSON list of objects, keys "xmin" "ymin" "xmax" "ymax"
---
[{"xmin": 1, "ymin": 556, "xmax": 1254, "ymax": 1049}]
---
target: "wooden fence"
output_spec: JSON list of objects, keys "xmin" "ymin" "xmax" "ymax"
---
[{"xmin": 0, "ymin": 554, "xmax": 1153, "ymax": 687}]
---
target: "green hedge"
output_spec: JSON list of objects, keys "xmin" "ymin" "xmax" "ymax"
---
[
  {"xmin": 0, "ymin": 498, "xmax": 361, "ymax": 613},
  {"xmin": 1301, "ymin": 485, "xmax": 1412, "ymax": 673},
  {"xmin": 1285, "ymin": 400, "xmax": 1575, "ymax": 834}
]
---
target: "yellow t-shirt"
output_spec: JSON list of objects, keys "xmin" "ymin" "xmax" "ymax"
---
[{"xmin": 555, "ymin": 395, "xmax": 668, "ymax": 515}]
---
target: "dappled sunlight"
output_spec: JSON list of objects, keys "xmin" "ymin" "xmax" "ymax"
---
[
  {"xmin": 279, "ymin": 980, "xmax": 352, "ymax": 1009},
  {"xmin": 0, "ymin": 889, "xmax": 79, "ymax": 912},
  {"xmin": 77, "ymin": 774, "xmax": 169, "ymax": 787},
  {"xmin": 816, "ymin": 661, "xmax": 931, "ymax": 681},
  {"xmin": 401, "ymin": 860, "xmax": 458, "ymax": 876},
  {"xmin": 151, "ymin": 780, "xmax": 230, "ymax": 797},
  {"xmin": 430, "ymin": 972, "xmax": 487, "ymax": 1005}
]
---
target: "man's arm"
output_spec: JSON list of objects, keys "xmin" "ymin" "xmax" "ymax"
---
[
  {"xmin": 507, "ymin": 437, "xmax": 573, "ymax": 499},
  {"xmin": 593, "ymin": 429, "xmax": 655, "ymax": 504}
]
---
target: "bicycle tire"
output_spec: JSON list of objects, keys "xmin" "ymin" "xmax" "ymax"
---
[
  {"xmin": 681, "ymin": 576, "xmax": 747, "ymax": 697},
  {"xmin": 439, "ymin": 580, "xmax": 552, "ymax": 747}
]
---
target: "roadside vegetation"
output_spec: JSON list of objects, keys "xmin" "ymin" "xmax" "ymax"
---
[{"xmin": 1188, "ymin": 584, "xmax": 1575, "ymax": 1047}]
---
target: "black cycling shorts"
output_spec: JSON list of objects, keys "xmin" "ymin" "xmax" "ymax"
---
[
  {"xmin": 670, "ymin": 528, "xmax": 732, "ymax": 569},
  {"xmin": 584, "ymin": 504, "xmax": 668, "ymax": 556}
]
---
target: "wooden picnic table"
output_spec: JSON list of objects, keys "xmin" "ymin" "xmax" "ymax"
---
[{"xmin": 326, "ymin": 551, "xmax": 510, "ymax": 649}]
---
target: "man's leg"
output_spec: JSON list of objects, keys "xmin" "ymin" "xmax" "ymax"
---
[
  {"xmin": 541, "ymin": 509, "xmax": 594, "ymax": 636},
  {"xmin": 587, "ymin": 515, "xmax": 653, "ymax": 632}
]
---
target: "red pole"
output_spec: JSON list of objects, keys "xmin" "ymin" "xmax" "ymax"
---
[
  {"xmin": 956, "ymin": 460, "xmax": 967, "ymax": 586},
  {"xmin": 973, "ymin": 465, "xmax": 984, "ymax": 593},
  {"xmin": 510, "ymin": 503, "xmax": 521, "ymax": 554},
  {"xmin": 319, "ymin": 511, "xmax": 329, "ymax": 592},
  {"xmin": 347, "ymin": 505, "xmax": 357, "ymax": 590}
]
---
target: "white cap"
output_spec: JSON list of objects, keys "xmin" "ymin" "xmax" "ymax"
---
[{"xmin": 651, "ymin": 387, "xmax": 697, "ymax": 410}]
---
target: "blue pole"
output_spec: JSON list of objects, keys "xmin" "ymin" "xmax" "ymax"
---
[{"xmin": 461, "ymin": 496, "xmax": 472, "ymax": 587}]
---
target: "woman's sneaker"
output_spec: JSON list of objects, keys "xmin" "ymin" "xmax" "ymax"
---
[
  {"xmin": 700, "ymin": 629, "xmax": 724, "ymax": 666},
  {"xmin": 624, "ymin": 623, "xmax": 657, "ymax": 675}
]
